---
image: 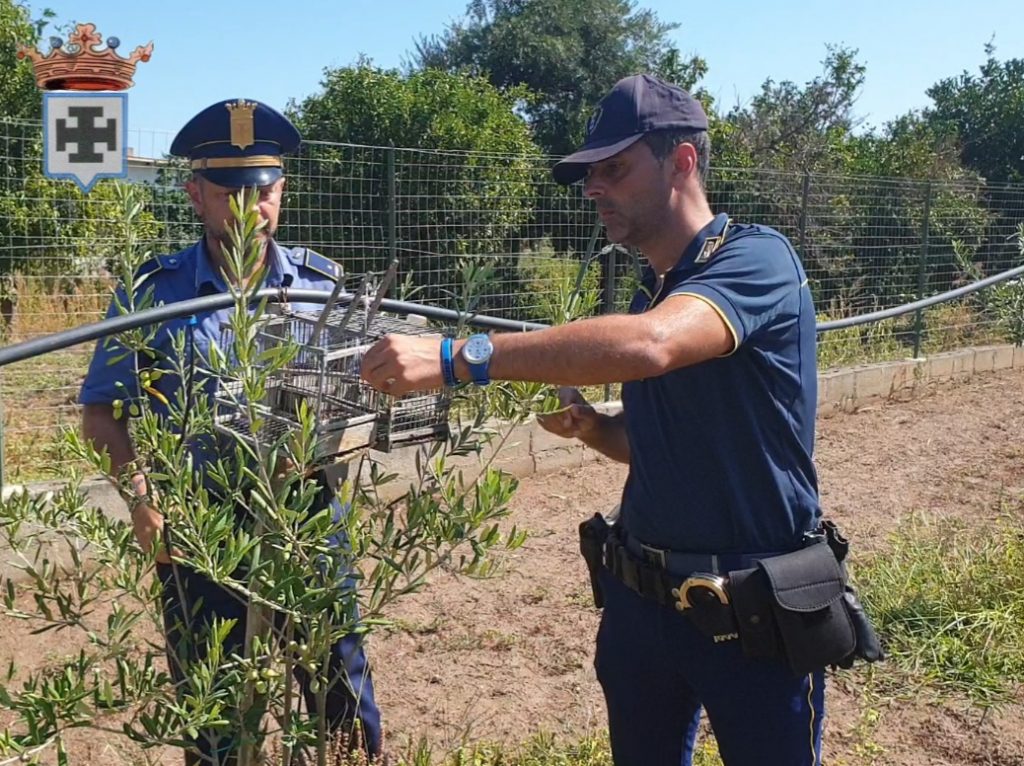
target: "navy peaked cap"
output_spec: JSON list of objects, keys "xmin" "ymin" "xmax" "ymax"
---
[{"xmin": 170, "ymin": 98, "xmax": 300, "ymax": 188}]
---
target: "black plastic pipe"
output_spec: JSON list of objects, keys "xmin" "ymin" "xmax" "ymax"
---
[
  {"xmin": 816, "ymin": 263, "xmax": 1024, "ymax": 332},
  {"xmin": 0, "ymin": 291, "xmax": 547, "ymax": 368},
  {"xmin": 0, "ymin": 263, "xmax": 1021, "ymax": 368}
]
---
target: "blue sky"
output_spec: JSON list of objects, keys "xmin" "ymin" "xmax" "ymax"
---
[{"xmin": 27, "ymin": 0, "xmax": 1024, "ymax": 157}]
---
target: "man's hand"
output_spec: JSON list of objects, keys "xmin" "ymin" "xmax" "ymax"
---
[
  {"xmin": 537, "ymin": 387, "xmax": 602, "ymax": 441},
  {"xmin": 360, "ymin": 334, "xmax": 444, "ymax": 396},
  {"xmin": 130, "ymin": 501, "xmax": 179, "ymax": 565}
]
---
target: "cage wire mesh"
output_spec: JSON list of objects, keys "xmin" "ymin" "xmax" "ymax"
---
[{"xmin": 213, "ymin": 272, "xmax": 452, "ymax": 464}]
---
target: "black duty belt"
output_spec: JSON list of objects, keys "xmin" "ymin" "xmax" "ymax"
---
[{"xmin": 603, "ymin": 532, "xmax": 782, "ymax": 610}]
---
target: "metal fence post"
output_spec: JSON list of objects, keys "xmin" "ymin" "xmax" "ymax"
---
[
  {"xmin": 601, "ymin": 245, "xmax": 618, "ymax": 402},
  {"xmin": 0, "ymin": 393, "xmax": 5, "ymax": 489},
  {"xmin": 387, "ymin": 146, "xmax": 397, "ymax": 267},
  {"xmin": 574, "ymin": 219, "xmax": 603, "ymax": 298},
  {"xmin": 912, "ymin": 181, "xmax": 934, "ymax": 359},
  {"xmin": 799, "ymin": 170, "xmax": 810, "ymax": 257}
]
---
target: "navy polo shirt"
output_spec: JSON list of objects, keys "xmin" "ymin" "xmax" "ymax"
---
[{"xmin": 620, "ymin": 213, "xmax": 821, "ymax": 554}]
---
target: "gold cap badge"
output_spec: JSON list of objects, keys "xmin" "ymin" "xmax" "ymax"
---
[{"xmin": 226, "ymin": 99, "xmax": 256, "ymax": 150}]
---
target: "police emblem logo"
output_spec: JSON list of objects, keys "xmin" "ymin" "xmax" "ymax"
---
[
  {"xmin": 586, "ymin": 106, "xmax": 603, "ymax": 137},
  {"xmin": 694, "ymin": 235, "xmax": 721, "ymax": 264},
  {"xmin": 19, "ymin": 23, "xmax": 150, "ymax": 193},
  {"xmin": 694, "ymin": 220, "xmax": 732, "ymax": 264},
  {"xmin": 43, "ymin": 92, "xmax": 127, "ymax": 192},
  {"xmin": 227, "ymin": 99, "xmax": 257, "ymax": 150}
]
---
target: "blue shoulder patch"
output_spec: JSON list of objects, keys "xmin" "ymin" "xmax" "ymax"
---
[{"xmin": 296, "ymin": 248, "xmax": 342, "ymax": 281}]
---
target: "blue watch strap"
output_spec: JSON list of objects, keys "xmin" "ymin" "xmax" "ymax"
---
[
  {"xmin": 464, "ymin": 334, "xmax": 492, "ymax": 386},
  {"xmin": 467, "ymin": 358, "xmax": 490, "ymax": 385},
  {"xmin": 440, "ymin": 337, "xmax": 459, "ymax": 388}
]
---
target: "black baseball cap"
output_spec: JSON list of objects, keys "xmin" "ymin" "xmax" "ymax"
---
[{"xmin": 552, "ymin": 74, "xmax": 709, "ymax": 185}]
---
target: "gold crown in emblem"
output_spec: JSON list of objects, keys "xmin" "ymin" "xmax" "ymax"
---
[{"xmin": 17, "ymin": 23, "xmax": 152, "ymax": 91}]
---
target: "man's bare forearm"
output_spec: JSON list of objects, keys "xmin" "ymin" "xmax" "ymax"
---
[
  {"xmin": 451, "ymin": 297, "xmax": 732, "ymax": 388},
  {"xmin": 82, "ymin": 404, "xmax": 146, "ymax": 491},
  {"xmin": 454, "ymin": 315, "xmax": 663, "ymax": 386},
  {"xmin": 580, "ymin": 411, "xmax": 630, "ymax": 464},
  {"xmin": 83, "ymin": 404, "xmax": 166, "ymax": 558}
]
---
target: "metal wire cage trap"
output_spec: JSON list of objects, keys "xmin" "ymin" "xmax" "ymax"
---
[
  {"xmin": 321, "ymin": 306, "xmax": 453, "ymax": 452},
  {"xmin": 214, "ymin": 374, "xmax": 378, "ymax": 461},
  {"xmin": 213, "ymin": 305, "xmax": 381, "ymax": 462},
  {"xmin": 213, "ymin": 273, "xmax": 452, "ymax": 462}
]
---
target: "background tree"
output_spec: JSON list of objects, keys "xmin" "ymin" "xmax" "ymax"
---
[
  {"xmin": 413, "ymin": 0, "xmax": 707, "ymax": 281},
  {"xmin": 717, "ymin": 45, "xmax": 864, "ymax": 173},
  {"xmin": 414, "ymin": 0, "xmax": 707, "ymax": 158},
  {"xmin": 921, "ymin": 47, "xmax": 1024, "ymax": 283},
  {"xmin": 709, "ymin": 46, "xmax": 997, "ymax": 313},
  {"xmin": 0, "ymin": 0, "xmax": 46, "ymax": 121},
  {"xmin": 286, "ymin": 63, "xmax": 541, "ymax": 313},
  {"xmin": 0, "ymin": 0, "xmax": 47, "ymax": 323},
  {"xmin": 924, "ymin": 46, "xmax": 1024, "ymax": 184}
]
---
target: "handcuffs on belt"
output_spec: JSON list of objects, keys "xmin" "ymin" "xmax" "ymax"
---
[
  {"xmin": 671, "ymin": 573, "xmax": 730, "ymax": 612},
  {"xmin": 671, "ymin": 573, "xmax": 740, "ymax": 643}
]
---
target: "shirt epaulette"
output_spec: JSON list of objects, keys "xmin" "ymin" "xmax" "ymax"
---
[
  {"xmin": 694, "ymin": 219, "xmax": 732, "ymax": 265},
  {"xmin": 134, "ymin": 252, "xmax": 185, "ymax": 281},
  {"xmin": 288, "ymin": 247, "xmax": 342, "ymax": 281}
]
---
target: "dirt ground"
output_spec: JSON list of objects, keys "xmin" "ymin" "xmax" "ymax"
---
[{"xmin": 3, "ymin": 367, "xmax": 1024, "ymax": 765}]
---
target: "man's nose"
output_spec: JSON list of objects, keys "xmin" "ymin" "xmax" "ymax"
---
[{"xmin": 583, "ymin": 175, "xmax": 602, "ymax": 199}]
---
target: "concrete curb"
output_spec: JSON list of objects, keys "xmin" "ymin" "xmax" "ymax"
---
[{"xmin": 816, "ymin": 344, "xmax": 1024, "ymax": 418}]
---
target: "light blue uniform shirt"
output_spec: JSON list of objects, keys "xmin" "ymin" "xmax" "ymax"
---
[{"xmin": 80, "ymin": 238, "xmax": 342, "ymax": 471}]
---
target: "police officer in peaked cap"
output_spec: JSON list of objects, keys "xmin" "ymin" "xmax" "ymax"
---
[{"xmin": 80, "ymin": 98, "xmax": 382, "ymax": 764}]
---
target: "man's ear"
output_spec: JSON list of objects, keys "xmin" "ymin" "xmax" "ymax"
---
[
  {"xmin": 672, "ymin": 142, "xmax": 698, "ymax": 181},
  {"xmin": 184, "ymin": 176, "xmax": 203, "ymax": 214}
]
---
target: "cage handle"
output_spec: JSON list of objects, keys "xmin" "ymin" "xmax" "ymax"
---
[{"xmin": 365, "ymin": 258, "xmax": 399, "ymax": 331}]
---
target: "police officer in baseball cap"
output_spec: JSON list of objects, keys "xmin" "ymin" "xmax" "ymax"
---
[{"xmin": 362, "ymin": 73, "xmax": 836, "ymax": 765}]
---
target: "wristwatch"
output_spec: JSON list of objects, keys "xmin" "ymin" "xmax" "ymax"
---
[{"xmin": 460, "ymin": 333, "xmax": 494, "ymax": 385}]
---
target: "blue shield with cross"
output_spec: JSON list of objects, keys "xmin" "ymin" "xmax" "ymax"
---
[{"xmin": 43, "ymin": 91, "xmax": 127, "ymax": 192}]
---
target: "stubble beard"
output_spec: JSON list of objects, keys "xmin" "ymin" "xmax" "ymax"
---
[{"xmin": 209, "ymin": 222, "xmax": 274, "ymax": 257}]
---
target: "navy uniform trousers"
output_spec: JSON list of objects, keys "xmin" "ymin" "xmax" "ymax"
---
[
  {"xmin": 156, "ymin": 560, "xmax": 382, "ymax": 765},
  {"xmin": 595, "ymin": 568, "xmax": 824, "ymax": 766},
  {"xmin": 154, "ymin": 475, "xmax": 381, "ymax": 765}
]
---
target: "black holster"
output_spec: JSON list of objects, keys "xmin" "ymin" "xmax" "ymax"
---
[
  {"xmin": 578, "ymin": 513, "xmax": 612, "ymax": 608},
  {"xmin": 818, "ymin": 520, "xmax": 884, "ymax": 669}
]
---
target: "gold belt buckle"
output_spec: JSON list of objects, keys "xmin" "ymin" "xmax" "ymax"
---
[{"xmin": 671, "ymin": 573, "xmax": 730, "ymax": 613}]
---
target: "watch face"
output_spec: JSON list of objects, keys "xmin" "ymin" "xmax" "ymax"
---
[{"xmin": 462, "ymin": 334, "xmax": 493, "ymax": 365}]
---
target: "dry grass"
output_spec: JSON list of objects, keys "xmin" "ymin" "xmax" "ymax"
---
[
  {"xmin": 0, "ymin": 274, "xmax": 111, "ymax": 481},
  {"xmin": 3, "ymin": 273, "xmax": 112, "ymax": 341}
]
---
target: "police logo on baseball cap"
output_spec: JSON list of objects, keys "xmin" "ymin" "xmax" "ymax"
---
[
  {"xmin": 553, "ymin": 74, "xmax": 709, "ymax": 185},
  {"xmin": 170, "ymin": 98, "xmax": 300, "ymax": 188}
]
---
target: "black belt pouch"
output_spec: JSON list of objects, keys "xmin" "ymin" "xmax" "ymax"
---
[{"xmin": 731, "ymin": 542, "xmax": 856, "ymax": 676}]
